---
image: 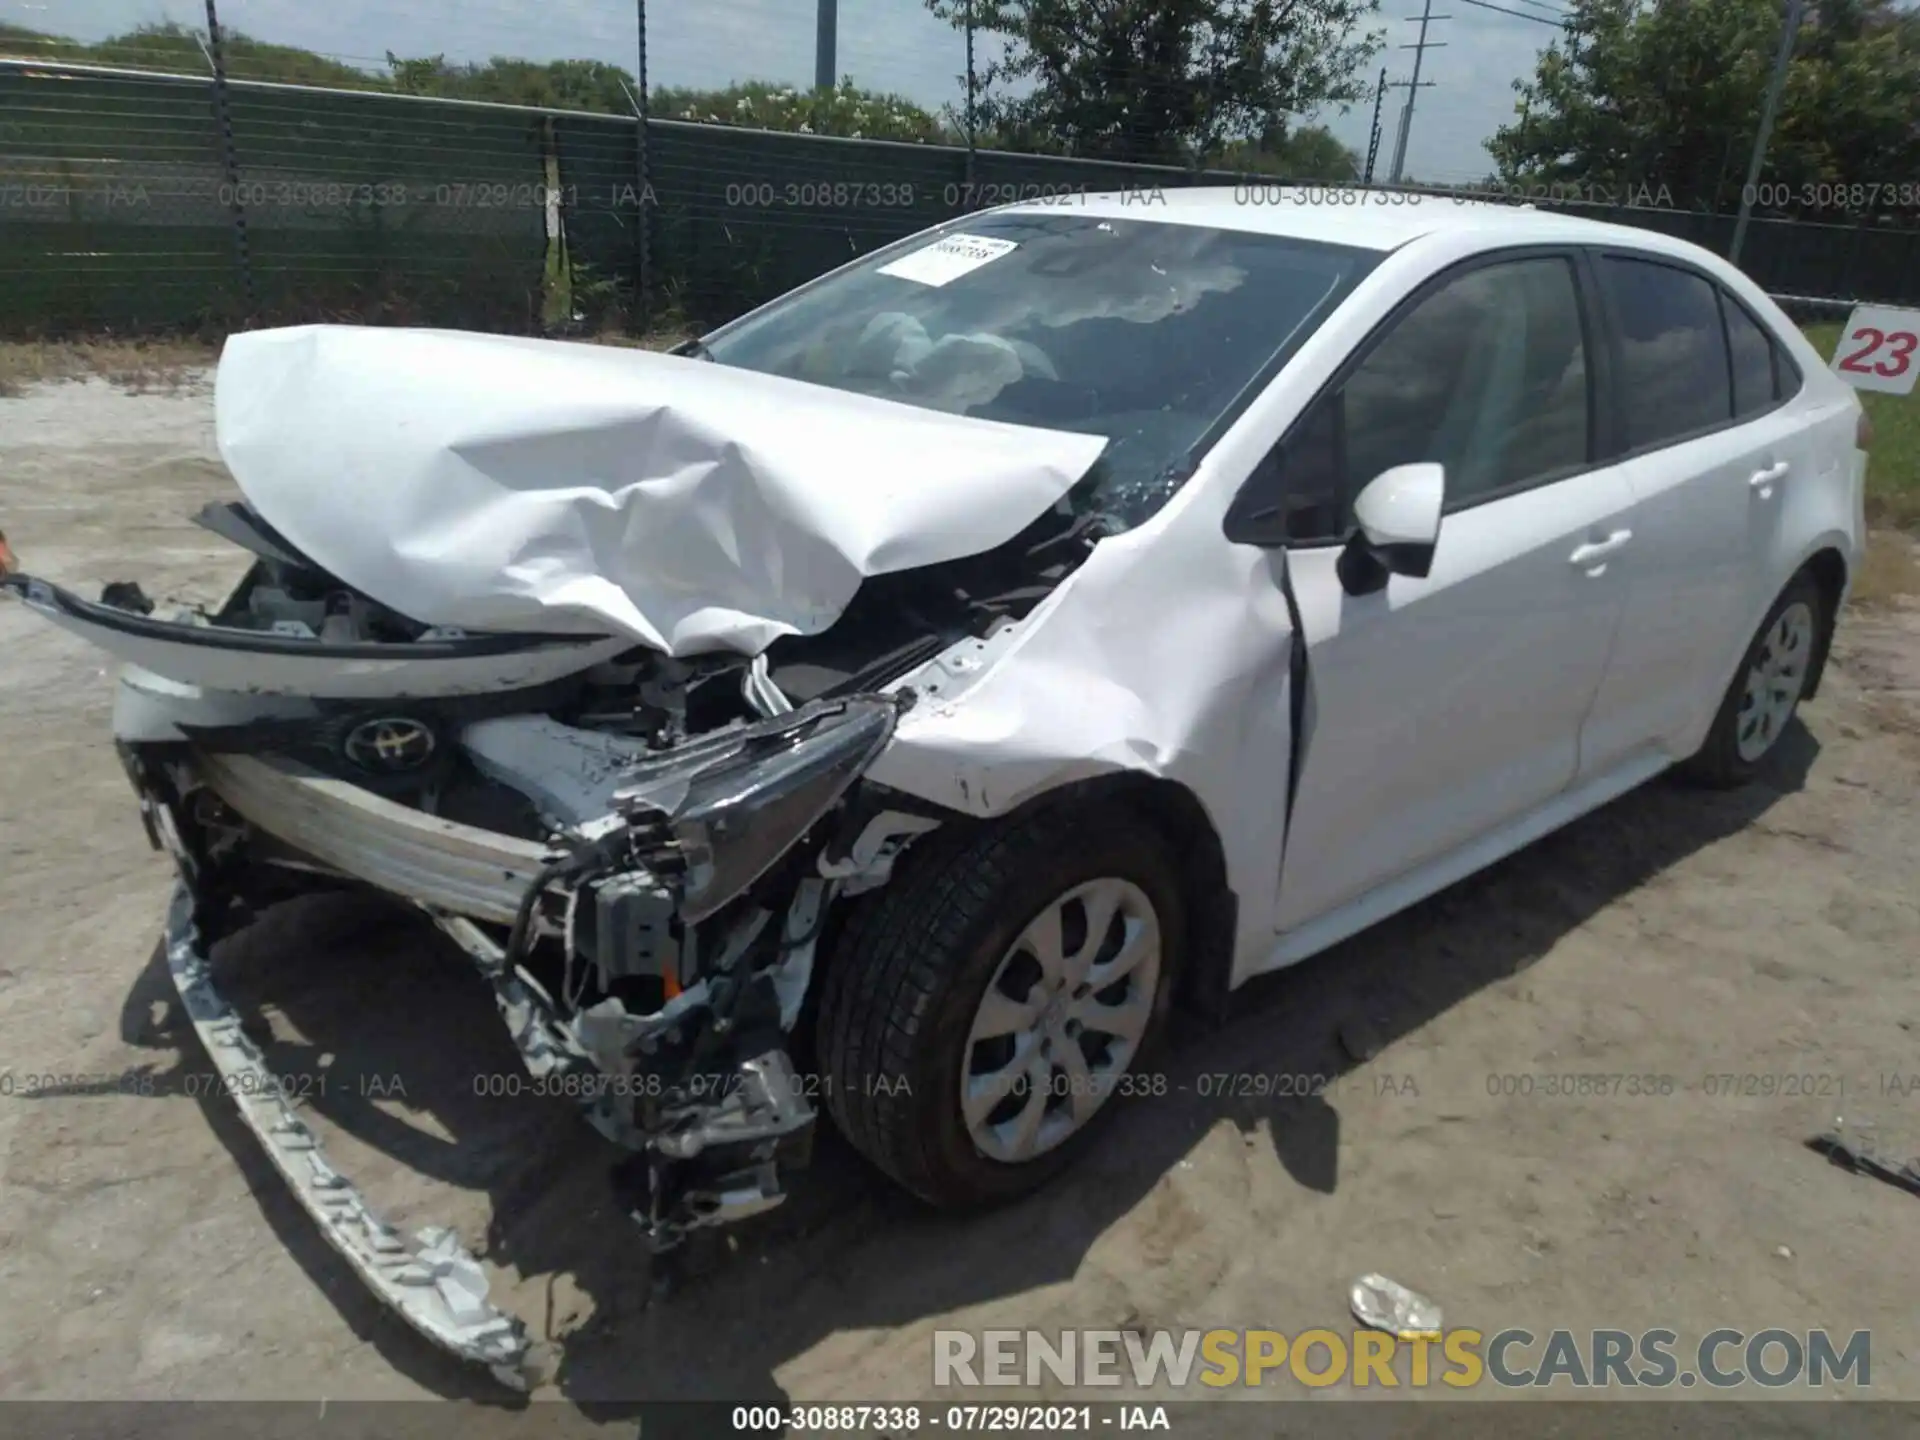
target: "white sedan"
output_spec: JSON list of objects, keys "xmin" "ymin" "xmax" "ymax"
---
[{"xmin": 2, "ymin": 190, "xmax": 1868, "ymax": 1384}]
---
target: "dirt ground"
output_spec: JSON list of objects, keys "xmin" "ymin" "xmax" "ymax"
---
[{"xmin": 2, "ymin": 373, "xmax": 1918, "ymax": 1421}]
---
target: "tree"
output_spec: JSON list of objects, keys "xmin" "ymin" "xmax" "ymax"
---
[
  {"xmin": 1215, "ymin": 121, "xmax": 1364, "ymax": 179},
  {"xmin": 380, "ymin": 57, "xmax": 949, "ymax": 140},
  {"xmin": 386, "ymin": 54, "xmax": 640, "ymax": 113},
  {"xmin": 1489, "ymin": 0, "xmax": 1920, "ymax": 215},
  {"xmin": 926, "ymin": 0, "xmax": 1382, "ymax": 165},
  {"xmin": 2, "ymin": 22, "xmax": 386, "ymax": 88},
  {"xmin": 651, "ymin": 79, "xmax": 950, "ymax": 142}
]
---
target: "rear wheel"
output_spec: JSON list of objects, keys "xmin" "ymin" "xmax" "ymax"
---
[
  {"xmin": 815, "ymin": 801, "xmax": 1183, "ymax": 1209},
  {"xmin": 1680, "ymin": 574, "xmax": 1825, "ymax": 788}
]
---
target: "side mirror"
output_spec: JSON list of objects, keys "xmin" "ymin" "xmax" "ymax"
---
[{"xmin": 1337, "ymin": 463, "xmax": 1445, "ymax": 596}]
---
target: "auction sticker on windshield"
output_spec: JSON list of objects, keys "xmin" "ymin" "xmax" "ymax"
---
[{"xmin": 877, "ymin": 233, "xmax": 1019, "ymax": 287}]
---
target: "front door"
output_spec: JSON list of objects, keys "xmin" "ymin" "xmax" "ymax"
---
[{"xmin": 1237, "ymin": 251, "xmax": 1637, "ymax": 936}]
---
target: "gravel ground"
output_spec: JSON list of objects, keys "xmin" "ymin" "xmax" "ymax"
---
[{"xmin": 2, "ymin": 374, "xmax": 1918, "ymax": 1421}]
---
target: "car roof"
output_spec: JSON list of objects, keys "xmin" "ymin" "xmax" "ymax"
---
[{"xmin": 993, "ymin": 185, "xmax": 1715, "ymax": 264}]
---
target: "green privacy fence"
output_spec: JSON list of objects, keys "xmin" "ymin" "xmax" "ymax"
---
[
  {"xmin": 1, "ymin": 62, "xmax": 548, "ymax": 331},
  {"xmin": 3, "ymin": 58, "xmax": 1917, "ymax": 337}
]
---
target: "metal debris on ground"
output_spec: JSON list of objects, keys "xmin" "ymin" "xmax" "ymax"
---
[
  {"xmin": 1349, "ymin": 1272, "xmax": 1443, "ymax": 1338},
  {"xmin": 1806, "ymin": 1127, "xmax": 1920, "ymax": 1199}
]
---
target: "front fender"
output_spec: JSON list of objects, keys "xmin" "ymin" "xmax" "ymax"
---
[{"xmin": 863, "ymin": 530, "xmax": 1298, "ymax": 985}]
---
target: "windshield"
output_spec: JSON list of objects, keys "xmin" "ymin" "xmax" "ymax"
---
[{"xmin": 702, "ymin": 212, "xmax": 1377, "ymax": 530}]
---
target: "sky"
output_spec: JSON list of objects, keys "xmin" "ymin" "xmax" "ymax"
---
[{"xmin": 10, "ymin": 0, "xmax": 1575, "ymax": 182}]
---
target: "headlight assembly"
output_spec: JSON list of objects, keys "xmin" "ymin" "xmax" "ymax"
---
[{"xmin": 611, "ymin": 694, "xmax": 899, "ymax": 924}]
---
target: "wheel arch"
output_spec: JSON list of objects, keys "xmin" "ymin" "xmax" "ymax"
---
[
  {"xmin": 1798, "ymin": 545, "xmax": 1848, "ymax": 700},
  {"xmin": 814, "ymin": 771, "xmax": 1240, "ymax": 1034},
  {"xmin": 1071, "ymin": 771, "xmax": 1239, "ymax": 1026}
]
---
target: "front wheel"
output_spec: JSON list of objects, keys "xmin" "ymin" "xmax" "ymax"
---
[
  {"xmin": 1680, "ymin": 573, "xmax": 1825, "ymax": 788},
  {"xmin": 814, "ymin": 800, "xmax": 1184, "ymax": 1209}
]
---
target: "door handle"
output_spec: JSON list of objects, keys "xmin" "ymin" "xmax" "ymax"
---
[
  {"xmin": 1750, "ymin": 460, "xmax": 1789, "ymax": 491},
  {"xmin": 1569, "ymin": 529, "xmax": 1633, "ymax": 568}
]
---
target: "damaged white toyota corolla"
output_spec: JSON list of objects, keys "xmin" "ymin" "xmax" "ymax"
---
[{"xmin": 3, "ymin": 193, "xmax": 1867, "ymax": 1384}]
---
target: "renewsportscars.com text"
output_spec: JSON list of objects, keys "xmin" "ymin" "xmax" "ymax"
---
[{"xmin": 933, "ymin": 1326, "xmax": 1872, "ymax": 1390}]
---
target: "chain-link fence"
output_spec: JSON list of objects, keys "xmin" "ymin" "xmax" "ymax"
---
[{"xmin": 3, "ymin": 4, "xmax": 1918, "ymax": 337}]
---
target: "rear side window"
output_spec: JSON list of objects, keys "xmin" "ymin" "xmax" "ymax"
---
[
  {"xmin": 1601, "ymin": 256, "xmax": 1732, "ymax": 450},
  {"xmin": 1722, "ymin": 292, "xmax": 1780, "ymax": 416}
]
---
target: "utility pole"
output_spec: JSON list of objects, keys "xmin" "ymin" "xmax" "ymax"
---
[
  {"xmin": 1387, "ymin": 0, "xmax": 1447, "ymax": 186},
  {"xmin": 1729, "ymin": 0, "xmax": 1805, "ymax": 266},
  {"xmin": 1363, "ymin": 67, "xmax": 1388, "ymax": 184},
  {"xmin": 815, "ymin": 0, "xmax": 837, "ymax": 91}
]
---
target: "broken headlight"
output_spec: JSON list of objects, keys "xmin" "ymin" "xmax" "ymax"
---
[{"xmin": 612, "ymin": 694, "xmax": 898, "ymax": 924}]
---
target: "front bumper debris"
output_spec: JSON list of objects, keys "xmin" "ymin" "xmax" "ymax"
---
[
  {"xmin": 162, "ymin": 883, "xmax": 537, "ymax": 1388},
  {"xmin": 431, "ymin": 910, "xmax": 820, "ymax": 1253},
  {"xmin": 149, "ymin": 731, "xmax": 825, "ymax": 1384},
  {"xmin": 128, "ymin": 691, "xmax": 904, "ymax": 1381}
]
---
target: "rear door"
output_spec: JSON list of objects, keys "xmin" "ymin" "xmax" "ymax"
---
[
  {"xmin": 1718, "ymin": 293, "xmax": 1823, "ymax": 639},
  {"xmin": 1574, "ymin": 251, "xmax": 1815, "ymax": 777},
  {"xmin": 1233, "ymin": 250, "xmax": 1638, "ymax": 936}
]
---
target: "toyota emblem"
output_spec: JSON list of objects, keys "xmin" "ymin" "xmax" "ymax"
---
[{"xmin": 343, "ymin": 717, "xmax": 437, "ymax": 773}]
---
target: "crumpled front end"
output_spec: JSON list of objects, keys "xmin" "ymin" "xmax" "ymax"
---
[
  {"xmin": 116, "ymin": 678, "xmax": 938, "ymax": 1387},
  {"xmin": 1, "ymin": 326, "xmax": 1109, "ymax": 1382}
]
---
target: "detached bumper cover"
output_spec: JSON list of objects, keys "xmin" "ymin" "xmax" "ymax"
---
[
  {"xmin": 1, "ymin": 571, "xmax": 628, "ymax": 701},
  {"xmin": 162, "ymin": 883, "xmax": 537, "ymax": 1387}
]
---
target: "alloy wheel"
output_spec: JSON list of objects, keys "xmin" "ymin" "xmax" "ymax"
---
[
  {"xmin": 1735, "ymin": 599, "xmax": 1814, "ymax": 763},
  {"xmin": 959, "ymin": 876, "xmax": 1162, "ymax": 1164}
]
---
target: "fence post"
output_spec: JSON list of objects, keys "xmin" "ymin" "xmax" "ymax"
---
[
  {"xmin": 202, "ymin": 0, "xmax": 256, "ymax": 316},
  {"xmin": 963, "ymin": 1, "xmax": 977, "ymax": 190},
  {"xmin": 633, "ymin": 0, "xmax": 653, "ymax": 332}
]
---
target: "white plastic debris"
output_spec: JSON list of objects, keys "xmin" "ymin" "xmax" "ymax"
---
[{"xmin": 1349, "ymin": 1272, "xmax": 1443, "ymax": 1337}]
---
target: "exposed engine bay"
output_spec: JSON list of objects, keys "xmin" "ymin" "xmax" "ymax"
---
[{"xmin": 17, "ymin": 481, "xmax": 1110, "ymax": 1381}]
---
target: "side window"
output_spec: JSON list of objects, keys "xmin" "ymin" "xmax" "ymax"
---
[
  {"xmin": 1602, "ymin": 256, "xmax": 1732, "ymax": 449},
  {"xmin": 1264, "ymin": 255, "xmax": 1590, "ymax": 541},
  {"xmin": 1722, "ymin": 290, "xmax": 1778, "ymax": 418},
  {"xmin": 1266, "ymin": 391, "xmax": 1344, "ymax": 541},
  {"xmin": 1772, "ymin": 333, "xmax": 1803, "ymax": 402}
]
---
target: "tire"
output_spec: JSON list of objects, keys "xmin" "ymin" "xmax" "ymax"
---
[
  {"xmin": 815, "ymin": 799, "xmax": 1184, "ymax": 1209},
  {"xmin": 1679, "ymin": 573, "xmax": 1826, "ymax": 789}
]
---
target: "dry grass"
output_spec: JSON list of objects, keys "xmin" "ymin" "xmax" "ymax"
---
[
  {"xmin": 1849, "ymin": 529, "xmax": 1920, "ymax": 609},
  {"xmin": 0, "ymin": 338, "xmax": 218, "ymax": 398},
  {"xmin": 583, "ymin": 322, "xmax": 700, "ymax": 352}
]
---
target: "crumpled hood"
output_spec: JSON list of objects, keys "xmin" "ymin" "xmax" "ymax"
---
[{"xmin": 215, "ymin": 326, "xmax": 1109, "ymax": 657}]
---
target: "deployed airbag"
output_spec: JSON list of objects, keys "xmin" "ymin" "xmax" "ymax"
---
[{"xmin": 215, "ymin": 327, "xmax": 1109, "ymax": 657}]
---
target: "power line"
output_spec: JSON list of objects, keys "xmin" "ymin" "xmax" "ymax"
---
[{"xmin": 1454, "ymin": 0, "xmax": 1570, "ymax": 26}]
